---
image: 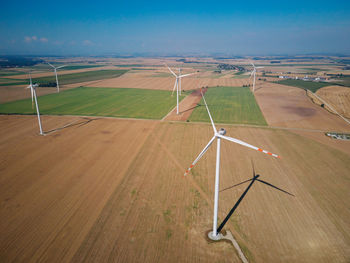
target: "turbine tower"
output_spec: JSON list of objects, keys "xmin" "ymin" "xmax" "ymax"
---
[
  {"xmin": 166, "ymin": 65, "xmax": 195, "ymax": 114},
  {"xmin": 26, "ymin": 73, "xmax": 43, "ymax": 135},
  {"xmin": 250, "ymin": 62, "xmax": 264, "ymax": 92},
  {"xmin": 184, "ymin": 89, "xmax": 280, "ymax": 240},
  {"xmin": 48, "ymin": 63, "xmax": 66, "ymax": 93}
]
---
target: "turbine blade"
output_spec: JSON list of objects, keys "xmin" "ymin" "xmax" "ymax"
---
[
  {"xmin": 256, "ymin": 179, "xmax": 294, "ymax": 196},
  {"xmin": 200, "ymin": 89, "xmax": 217, "ymax": 133},
  {"xmin": 30, "ymin": 86, "xmax": 34, "ymax": 108},
  {"xmin": 166, "ymin": 64, "xmax": 177, "ymax": 77},
  {"xmin": 47, "ymin": 62, "xmax": 55, "ymax": 68},
  {"xmin": 220, "ymin": 178, "xmax": 253, "ymax": 192},
  {"xmin": 217, "ymin": 134, "xmax": 280, "ymax": 158},
  {"xmin": 56, "ymin": 65, "xmax": 67, "ymax": 69},
  {"xmin": 184, "ymin": 136, "xmax": 216, "ymax": 176},
  {"xmin": 251, "ymin": 62, "xmax": 255, "ymax": 68},
  {"xmin": 179, "ymin": 72, "xmax": 195, "ymax": 78},
  {"xmin": 171, "ymin": 79, "xmax": 177, "ymax": 96}
]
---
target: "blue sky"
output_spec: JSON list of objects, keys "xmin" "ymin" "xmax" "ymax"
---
[{"xmin": 1, "ymin": 0, "xmax": 350, "ymax": 56}]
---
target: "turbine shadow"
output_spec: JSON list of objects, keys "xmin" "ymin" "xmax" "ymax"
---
[
  {"xmin": 217, "ymin": 163, "xmax": 294, "ymax": 234},
  {"xmin": 254, "ymin": 86, "xmax": 263, "ymax": 92},
  {"xmin": 44, "ymin": 117, "xmax": 98, "ymax": 135},
  {"xmin": 179, "ymin": 104, "xmax": 201, "ymax": 114}
]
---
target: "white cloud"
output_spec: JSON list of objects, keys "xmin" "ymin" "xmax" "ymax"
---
[
  {"xmin": 82, "ymin": 40, "xmax": 93, "ymax": 46},
  {"xmin": 40, "ymin": 37, "xmax": 48, "ymax": 43},
  {"xmin": 24, "ymin": 36, "xmax": 32, "ymax": 43},
  {"xmin": 53, "ymin": 40, "xmax": 64, "ymax": 45},
  {"xmin": 24, "ymin": 36, "xmax": 39, "ymax": 43}
]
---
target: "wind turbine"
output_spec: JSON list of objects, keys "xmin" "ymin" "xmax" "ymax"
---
[
  {"xmin": 184, "ymin": 89, "xmax": 280, "ymax": 240},
  {"xmin": 166, "ymin": 65, "xmax": 195, "ymax": 114},
  {"xmin": 47, "ymin": 63, "xmax": 66, "ymax": 92},
  {"xmin": 250, "ymin": 62, "xmax": 264, "ymax": 92},
  {"xmin": 26, "ymin": 73, "xmax": 43, "ymax": 135},
  {"xmin": 217, "ymin": 161, "xmax": 294, "ymax": 234}
]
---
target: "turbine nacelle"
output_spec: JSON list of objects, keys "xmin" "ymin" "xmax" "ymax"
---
[{"xmin": 217, "ymin": 128, "xmax": 226, "ymax": 136}]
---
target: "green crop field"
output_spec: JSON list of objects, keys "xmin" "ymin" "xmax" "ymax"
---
[
  {"xmin": 32, "ymin": 70, "xmax": 128, "ymax": 86},
  {"xmin": 0, "ymin": 80, "xmax": 27, "ymax": 86},
  {"xmin": 0, "ymin": 87, "xmax": 185, "ymax": 120},
  {"xmin": 188, "ymin": 86, "xmax": 267, "ymax": 125},
  {"xmin": 0, "ymin": 70, "xmax": 25, "ymax": 77},
  {"xmin": 275, "ymin": 79, "xmax": 332, "ymax": 92},
  {"xmin": 60, "ymin": 65, "xmax": 105, "ymax": 70}
]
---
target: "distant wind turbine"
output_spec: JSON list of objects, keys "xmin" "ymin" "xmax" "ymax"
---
[
  {"xmin": 26, "ymin": 73, "xmax": 43, "ymax": 135},
  {"xmin": 166, "ymin": 65, "xmax": 195, "ymax": 114},
  {"xmin": 48, "ymin": 63, "xmax": 67, "ymax": 92},
  {"xmin": 250, "ymin": 62, "xmax": 264, "ymax": 92},
  {"xmin": 184, "ymin": 89, "xmax": 280, "ymax": 240}
]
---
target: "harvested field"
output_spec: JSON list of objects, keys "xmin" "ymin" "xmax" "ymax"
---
[
  {"xmin": 0, "ymin": 87, "xmax": 183, "ymax": 120},
  {"xmin": 254, "ymin": 82, "xmax": 350, "ymax": 132},
  {"xmin": 316, "ymin": 86, "xmax": 350, "ymax": 118},
  {"xmin": 0, "ymin": 116, "xmax": 349, "ymax": 262},
  {"xmin": 84, "ymin": 76, "xmax": 249, "ymax": 90},
  {"xmin": 2, "ymin": 66, "xmax": 121, "ymax": 80},
  {"xmin": 0, "ymin": 85, "xmax": 58, "ymax": 103}
]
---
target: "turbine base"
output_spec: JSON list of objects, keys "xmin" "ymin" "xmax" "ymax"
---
[{"xmin": 208, "ymin": 231, "xmax": 223, "ymax": 241}]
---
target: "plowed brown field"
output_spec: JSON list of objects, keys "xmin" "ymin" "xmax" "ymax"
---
[
  {"xmin": 1, "ymin": 115, "xmax": 349, "ymax": 262},
  {"xmin": 254, "ymin": 82, "xmax": 350, "ymax": 132},
  {"xmin": 0, "ymin": 85, "xmax": 62, "ymax": 103}
]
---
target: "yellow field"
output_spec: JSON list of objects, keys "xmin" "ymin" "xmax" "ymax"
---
[
  {"xmin": 316, "ymin": 86, "xmax": 350, "ymax": 118},
  {"xmin": 0, "ymin": 115, "xmax": 349, "ymax": 262}
]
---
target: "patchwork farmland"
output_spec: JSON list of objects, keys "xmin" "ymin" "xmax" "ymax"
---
[{"xmin": 0, "ymin": 57, "xmax": 350, "ymax": 263}]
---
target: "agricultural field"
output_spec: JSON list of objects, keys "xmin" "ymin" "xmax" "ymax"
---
[
  {"xmin": 189, "ymin": 86, "xmax": 267, "ymax": 126},
  {"xmin": 32, "ymin": 69, "xmax": 128, "ymax": 86},
  {"xmin": 58, "ymin": 65, "xmax": 105, "ymax": 70},
  {"xmin": 0, "ymin": 116, "xmax": 349, "ymax": 262},
  {"xmin": 86, "ymin": 74, "xmax": 250, "ymax": 91},
  {"xmin": 329, "ymin": 75, "xmax": 350, "ymax": 87},
  {"xmin": 316, "ymin": 86, "xmax": 350, "ymax": 118},
  {"xmin": 1, "ymin": 56, "xmax": 350, "ymax": 263},
  {"xmin": 274, "ymin": 79, "xmax": 332, "ymax": 92},
  {"xmin": 0, "ymin": 87, "xmax": 185, "ymax": 120}
]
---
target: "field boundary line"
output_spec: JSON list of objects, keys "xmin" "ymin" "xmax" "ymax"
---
[
  {"xmin": 307, "ymin": 90, "xmax": 350, "ymax": 126},
  {"xmin": 2, "ymin": 114, "xmax": 348, "ymax": 134},
  {"xmin": 163, "ymin": 120, "xmax": 347, "ymax": 133},
  {"xmin": 161, "ymin": 104, "xmax": 178, "ymax": 121}
]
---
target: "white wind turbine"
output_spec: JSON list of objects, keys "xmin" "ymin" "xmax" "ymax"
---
[
  {"xmin": 250, "ymin": 62, "xmax": 264, "ymax": 92},
  {"xmin": 166, "ymin": 65, "xmax": 195, "ymax": 114},
  {"xmin": 184, "ymin": 89, "xmax": 280, "ymax": 240},
  {"xmin": 26, "ymin": 73, "xmax": 43, "ymax": 135},
  {"xmin": 48, "ymin": 63, "xmax": 67, "ymax": 92}
]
